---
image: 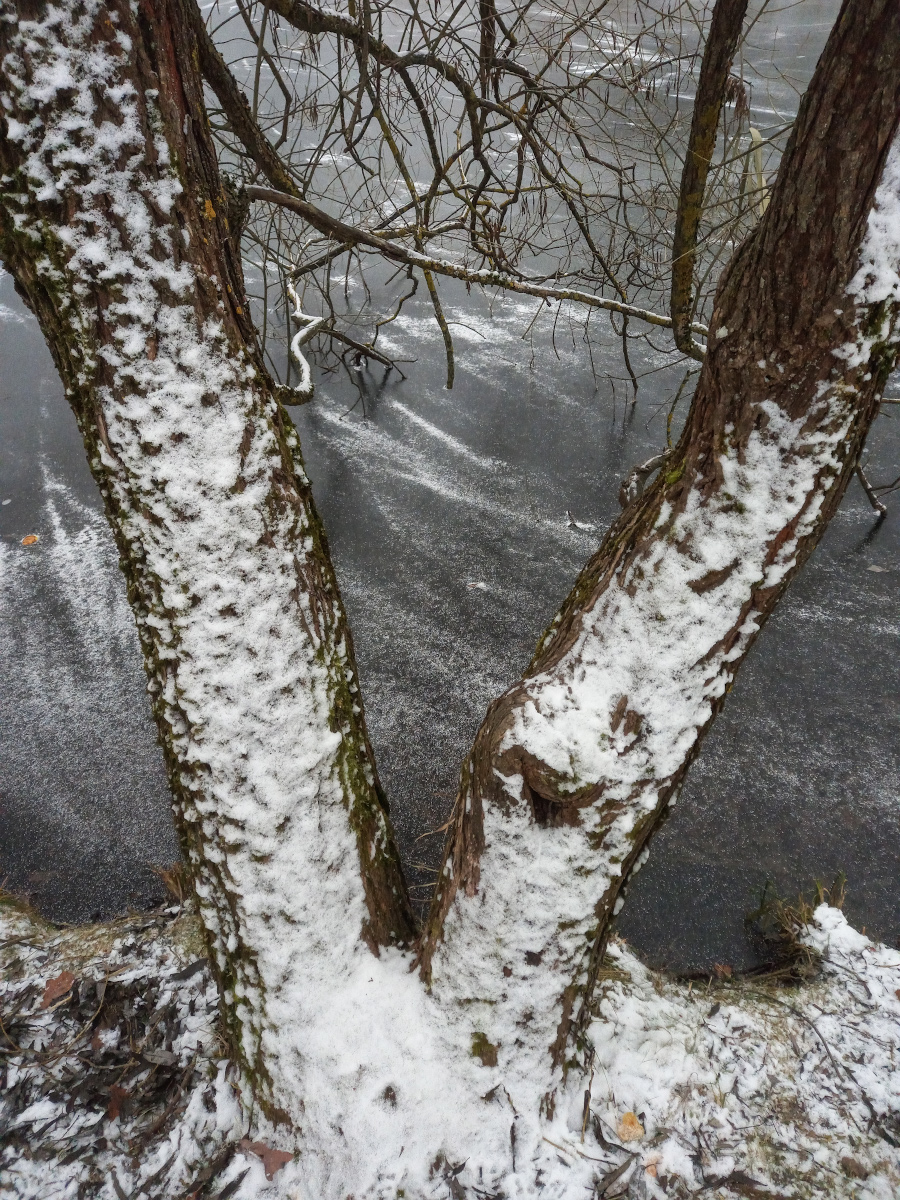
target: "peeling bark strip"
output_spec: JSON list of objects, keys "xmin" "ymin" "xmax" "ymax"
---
[
  {"xmin": 0, "ymin": 0, "xmax": 413, "ymax": 1118},
  {"xmin": 421, "ymin": 0, "xmax": 900, "ymax": 1094}
]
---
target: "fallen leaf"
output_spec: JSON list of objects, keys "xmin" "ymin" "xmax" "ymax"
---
[
  {"xmin": 40, "ymin": 970, "xmax": 75, "ymax": 1009},
  {"xmin": 21, "ymin": 534, "xmax": 39, "ymax": 546},
  {"xmin": 595, "ymin": 1155, "xmax": 635, "ymax": 1194},
  {"xmin": 714, "ymin": 962, "xmax": 733, "ymax": 978},
  {"xmin": 645, "ymin": 1163, "xmax": 657, "ymax": 1177},
  {"xmin": 617, "ymin": 1111, "xmax": 644, "ymax": 1142},
  {"xmin": 143, "ymin": 1047, "xmax": 178, "ymax": 1066},
  {"xmin": 108, "ymin": 1084, "xmax": 128, "ymax": 1121},
  {"xmin": 840, "ymin": 1156, "xmax": 869, "ymax": 1180},
  {"xmin": 240, "ymin": 1139, "xmax": 293, "ymax": 1180},
  {"xmin": 172, "ymin": 957, "xmax": 207, "ymax": 982}
]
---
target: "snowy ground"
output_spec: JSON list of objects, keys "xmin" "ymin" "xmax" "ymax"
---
[{"xmin": 3, "ymin": 897, "xmax": 899, "ymax": 1199}]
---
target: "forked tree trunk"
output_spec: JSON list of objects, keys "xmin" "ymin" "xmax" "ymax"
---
[
  {"xmin": 420, "ymin": 0, "xmax": 900, "ymax": 1111},
  {"xmin": 0, "ymin": 0, "xmax": 413, "ymax": 1122},
  {"xmin": 3, "ymin": 0, "xmax": 900, "ymax": 1168}
]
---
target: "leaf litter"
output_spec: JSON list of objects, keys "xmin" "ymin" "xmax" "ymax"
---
[{"xmin": 3, "ymin": 894, "xmax": 900, "ymax": 1198}]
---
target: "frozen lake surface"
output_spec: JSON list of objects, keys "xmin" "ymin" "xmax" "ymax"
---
[{"xmin": 3, "ymin": 259, "xmax": 900, "ymax": 969}]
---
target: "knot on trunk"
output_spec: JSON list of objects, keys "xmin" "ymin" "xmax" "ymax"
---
[{"xmin": 493, "ymin": 745, "xmax": 603, "ymax": 830}]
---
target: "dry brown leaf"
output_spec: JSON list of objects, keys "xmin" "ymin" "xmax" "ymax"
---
[
  {"xmin": 240, "ymin": 1138, "xmax": 293, "ymax": 1180},
  {"xmin": 617, "ymin": 1111, "xmax": 644, "ymax": 1142},
  {"xmin": 40, "ymin": 969, "xmax": 75, "ymax": 1009},
  {"xmin": 108, "ymin": 1084, "xmax": 128, "ymax": 1121},
  {"xmin": 21, "ymin": 534, "xmax": 39, "ymax": 546},
  {"xmin": 840, "ymin": 1156, "xmax": 869, "ymax": 1180}
]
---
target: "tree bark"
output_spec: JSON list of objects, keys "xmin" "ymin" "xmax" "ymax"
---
[
  {"xmin": 0, "ymin": 0, "xmax": 414, "ymax": 1123},
  {"xmin": 670, "ymin": 0, "xmax": 749, "ymax": 360},
  {"xmin": 4, "ymin": 0, "xmax": 900, "ymax": 1161},
  {"xmin": 420, "ymin": 0, "xmax": 900, "ymax": 1109}
]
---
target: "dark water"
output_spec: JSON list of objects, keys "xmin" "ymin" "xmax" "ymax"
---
[
  {"xmin": 4, "ymin": 0, "xmax": 898, "ymax": 969},
  {"xmin": 4, "ymin": 255, "xmax": 898, "ymax": 968},
  {"xmin": 0, "ymin": 272, "xmax": 176, "ymax": 920}
]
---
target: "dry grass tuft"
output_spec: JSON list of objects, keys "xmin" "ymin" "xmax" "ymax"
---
[{"xmin": 745, "ymin": 874, "xmax": 846, "ymax": 984}]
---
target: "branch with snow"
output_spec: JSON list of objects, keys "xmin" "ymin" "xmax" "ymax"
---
[
  {"xmin": 247, "ymin": 186, "xmax": 711, "ymax": 338},
  {"xmin": 284, "ymin": 280, "xmax": 325, "ymax": 402}
]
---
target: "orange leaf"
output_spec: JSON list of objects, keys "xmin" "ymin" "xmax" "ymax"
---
[
  {"xmin": 108, "ymin": 1084, "xmax": 128, "ymax": 1121},
  {"xmin": 40, "ymin": 970, "xmax": 75, "ymax": 1009},
  {"xmin": 240, "ymin": 1139, "xmax": 293, "ymax": 1180},
  {"xmin": 21, "ymin": 534, "xmax": 39, "ymax": 546},
  {"xmin": 617, "ymin": 1111, "xmax": 644, "ymax": 1142}
]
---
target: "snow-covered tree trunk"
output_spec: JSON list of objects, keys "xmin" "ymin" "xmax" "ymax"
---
[
  {"xmin": 0, "ymin": 0, "xmax": 414, "ymax": 1123},
  {"xmin": 5, "ymin": 0, "xmax": 900, "ymax": 1186},
  {"xmin": 420, "ymin": 0, "xmax": 900, "ymax": 1113}
]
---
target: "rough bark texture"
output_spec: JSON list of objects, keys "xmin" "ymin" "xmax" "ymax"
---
[
  {"xmin": 0, "ymin": 0, "xmax": 413, "ymax": 1120},
  {"xmin": 4, "ymin": 0, "xmax": 900, "ymax": 1174},
  {"xmin": 420, "ymin": 0, "xmax": 900, "ymax": 1108},
  {"xmin": 670, "ymin": 0, "xmax": 749, "ymax": 359}
]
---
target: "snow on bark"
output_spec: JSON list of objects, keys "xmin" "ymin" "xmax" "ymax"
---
[
  {"xmin": 427, "ymin": 390, "xmax": 860, "ymax": 1083},
  {"xmin": 421, "ymin": 5, "xmax": 900, "ymax": 1111},
  {"xmin": 0, "ymin": 0, "xmax": 412, "ymax": 1131}
]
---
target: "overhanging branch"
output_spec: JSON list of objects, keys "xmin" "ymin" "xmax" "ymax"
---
[
  {"xmin": 246, "ymin": 185, "xmax": 709, "ymax": 337},
  {"xmin": 195, "ymin": 1, "xmax": 703, "ymax": 345}
]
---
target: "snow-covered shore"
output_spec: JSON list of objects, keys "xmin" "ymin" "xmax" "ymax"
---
[{"xmin": 2, "ymin": 897, "xmax": 898, "ymax": 1199}]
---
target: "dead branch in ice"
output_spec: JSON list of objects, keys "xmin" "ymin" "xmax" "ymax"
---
[
  {"xmin": 618, "ymin": 452, "xmax": 672, "ymax": 509},
  {"xmin": 855, "ymin": 462, "xmax": 889, "ymax": 516}
]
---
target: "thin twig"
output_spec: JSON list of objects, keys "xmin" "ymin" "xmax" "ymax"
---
[{"xmin": 856, "ymin": 464, "xmax": 887, "ymax": 516}]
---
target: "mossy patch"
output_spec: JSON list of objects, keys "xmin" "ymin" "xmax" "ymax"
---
[{"xmin": 471, "ymin": 1031, "xmax": 499, "ymax": 1067}]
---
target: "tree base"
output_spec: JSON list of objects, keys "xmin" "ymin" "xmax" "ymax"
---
[{"xmin": 2, "ymin": 895, "xmax": 898, "ymax": 1198}]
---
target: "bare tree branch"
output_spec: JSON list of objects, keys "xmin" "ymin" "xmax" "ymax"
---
[{"xmin": 245, "ymin": 185, "xmax": 710, "ymax": 335}]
